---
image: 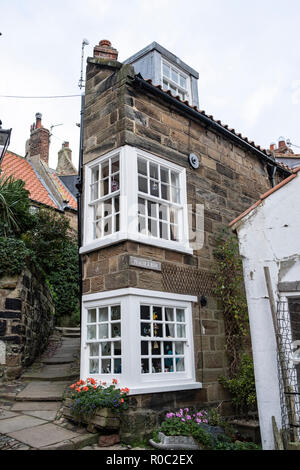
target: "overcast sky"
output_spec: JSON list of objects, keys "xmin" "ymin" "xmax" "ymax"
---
[{"xmin": 1, "ymin": 0, "xmax": 300, "ymax": 169}]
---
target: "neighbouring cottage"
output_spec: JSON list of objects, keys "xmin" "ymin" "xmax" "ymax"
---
[
  {"xmin": 2, "ymin": 113, "xmax": 78, "ymax": 231},
  {"xmin": 230, "ymin": 167, "xmax": 300, "ymax": 450},
  {"xmin": 270, "ymin": 137, "xmax": 300, "ymax": 170},
  {"xmin": 79, "ymin": 39, "xmax": 291, "ymax": 437}
]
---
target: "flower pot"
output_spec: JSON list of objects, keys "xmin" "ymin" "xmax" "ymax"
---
[{"xmin": 62, "ymin": 397, "xmax": 120, "ymax": 431}]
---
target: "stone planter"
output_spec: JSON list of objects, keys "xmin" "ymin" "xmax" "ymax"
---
[
  {"xmin": 62, "ymin": 398, "xmax": 120, "ymax": 432},
  {"xmin": 149, "ymin": 432, "xmax": 200, "ymax": 450}
]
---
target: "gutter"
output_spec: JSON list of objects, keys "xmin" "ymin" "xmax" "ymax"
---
[{"xmin": 131, "ymin": 75, "xmax": 291, "ymax": 176}]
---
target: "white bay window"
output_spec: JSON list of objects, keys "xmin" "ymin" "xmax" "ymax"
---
[
  {"xmin": 81, "ymin": 288, "xmax": 201, "ymax": 394},
  {"xmin": 81, "ymin": 146, "xmax": 192, "ymax": 255}
]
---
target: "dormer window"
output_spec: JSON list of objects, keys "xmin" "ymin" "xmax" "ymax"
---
[{"xmin": 162, "ymin": 60, "xmax": 190, "ymax": 102}]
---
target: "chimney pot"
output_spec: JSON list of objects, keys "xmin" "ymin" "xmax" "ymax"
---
[
  {"xmin": 278, "ymin": 139, "xmax": 286, "ymax": 149},
  {"xmin": 63, "ymin": 141, "xmax": 69, "ymax": 148},
  {"xmin": 36, "ymin": 112, "xmax": 42, "ymax": 129},
  {"xmin": 270, "ymin": 142, "xmax": 276, "ymax": 151},
  {"xmin": 94, "ymin": 39, "xmax": 118, "ymax": 61}
]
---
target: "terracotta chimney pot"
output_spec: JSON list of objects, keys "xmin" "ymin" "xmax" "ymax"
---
[{"xmin": 94, "ymin": 39, "xmax": 118, "ymax": 60}]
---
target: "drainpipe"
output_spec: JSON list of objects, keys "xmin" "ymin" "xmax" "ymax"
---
[
  {"xmin": 76, "ymin": 93, "xmax": 85, "ymax": 329},
  {"xmin": 267, "ymin": 163, "xmax": 277, "ymax": 188}
]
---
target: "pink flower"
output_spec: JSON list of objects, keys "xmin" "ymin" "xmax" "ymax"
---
[
  {"xmin": 181, "ymin": 418, "xmax": 185, "ymax": 422},
  {"xmin": 196, "ymin": 418, "xmax": 202, "ymax": 424},
  {"xmin": 203, "ymin": 419, "xmax": 208, "ymax": 423},
  {"xmin": 186, "ymin": 415, "xmax": 192, "ymax": 420}
]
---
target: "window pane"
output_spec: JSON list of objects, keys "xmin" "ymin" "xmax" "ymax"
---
[
  {"xmin": 171, "ymin": 172, "xmax": 179, "ymax": 187},
  {"xmin": 159, "ymin": 204, "xmax": 168, "ymax": 221},
  {"xmin": 138, "ymin": 157, "xmax": 148, "ymax": 176},
  {"xmin": 176, "ymin": 357, "xmax": 185, "ymax": 372},
  {"xmin": 177, "ymin": 324, "xmax": 186, "ymax": 338},
  {"xmin": 152, "ymin": 358, "xmax": 162, "ymax": 373},
  {"xmin": 161, "ymin": 183, "xmax": 170, "ymax": 200},
  {"xmin": 160, "ymin": 167, "xmax": 169, "ymax": 183},
  {"xmin": 88, "ymin": 309, "xmax": 97, "ymax": 323},
  {"xmin": 148, "ymin": 218, "xmax": 158, "ymax": 237},
  {"xmin": 141, "ymin": 358, "xmax": 149, "ymax": 373},
  {"xmin": 103, "ymin": 199, "xmax": 112, "ymax": 217},
  {"xmin": 114, "ymin": 196, "xmax": 119, "ymax": 213},
  {"xmin": 103, "ymin": 217, "xmax": 112, "ymax": 236},
  {"xmin": 171, "ymin": 187, "xmax": 180, "ymax": 203},
  {"xmin": 150, "ymin": 162, "xmax": 159, "ymax": 180},
  {"xmin": 170, "ymin": 224, "xmax": 178, "ymax": 241},
  {"xmin": 114, "ymin": 358, "xmax": 122, "ymax": 374},
  {"xmin": 163, "ymin": 63, "xmax": 170, "ymax": 78},
  {"xmin": 138, "ymin": 176, "xmax": 148, "ymax": 193},
  {"xmin": 150, "ymin": 179, "xmax": 159, "ymax": 197},
  {"xmin": 147, "ymin": 200, "xmax": 157, "ymax": 218},
  {"xmin": 171, "ymin": 69, "xmax": 178, "ymax": 83},
  {"xmin": 111, "ymin": 173, "xmax": 119, "ymax": 192},
  {"xmin": 115, "ymin": 214, "xmax": 120, "ymax": 232},
  {"xmin": 111, "ymin": 305, "xmax": 120, "ymax": 321},
  {"xmin": 151, "ymin": 341, "xmax": 161, "ymax": 355},
  {"xmin": 94, "ymin": 220, "xmax": 102, "ymax": 239},
  {"xmin": 170, "ymin": 84, "xmax": 177, "ymax": 94},
  {"xmin": 180, "ymin": 75, "xmax": 186, "ymax": 88},
  {"xmin": 175, "ymin": 342, "xmax": 184, "ymax": 355},
  {"xmin": 100, "ymin": 178, "xmax": 109, "ymax": 197},
  {"xmin": 176, "ymin": 309, "xmax": 185, "ymax": 322},
  {"xmin": 138, "ymin": 216, "xmax": 146, "ymax": 234},
  {"xmin": 165, "ymin": 308, "xmax": 174, "ymax": 322},
  {"xmin": 170, "ymin": 207, "xmax": 178, "ymax": 224},
  {"xmin": 99, "ymin": 324, "xmax": 108, "ymax": 339},
  {"xmin": 153, "ymin": 323, "xmax": 163, "ymax": 337},
  {"xmin": 160, "ymin": 222, "xmax": 169, "ymax": 240},
  {"xmin": 164, "ymin": 357, "xmax": 174, "ymax": 372},
  {"xmin": 91, "ymin": 183, "xmax": 98, "ymax": 201},
  {"xmin": 99, "ymin": 308, "xmax": 108, "ymax": 322},
  {"xmin": 114, "ymin": 341, "xmax": 121, "ymax": 355},
  {"xmin": 153, "ymin": 306, "xmax": 162, "ymax": 321},
  {"xmin": 101, "ymin": 342, "xmax": 111, "ymax": 356},
  {"xmin": 165, "ymin": 323, "xmax": 175, "ymax": 337},
  {"xmin": 89, "ymin": 359, "xmax": 99, "ymax": 374},
  {"xmin": 101, "ymin": 359, "xmax": 111, "ymax": 374},
  {"xmin": 89, "ymin": 343, "xmax": 99, "ymax": 356},
  {"xmin": 141, "ymin": 341, "xmax": 148, "ymax": 355},
  {"xmin": 138, "ymin": 198, "xmax": 146, "ymax": 215},
  {"xmin": 162, "ymin": 80, "xmax": 169, "ymax": 90},
  {"xmin": 141, "ymin": 305, "xmax": 150, "ymax": 320},
  {"xmin": 94, "ymin": 202, "xmax": 102, "ymax": 220},
  {"xmin": 87, "ymin": 325, "xmax": 97, "ymax": 340},
  {"xmin": 91, "ymin": 167, "xmax": 99, "ymax": 183},
  {"xmin": 164, "ymin": 341, "xmax": 173, "ymax": 355},
  {"xmin": 111, "ymin": 156, "xmax": 119, "ymax": 174},
  {"xmin": 101, "ymin": 161, "xmax": 109, "ymax": 179},
  {"xmin": 141, "ymin": 323, "xmax": 151, "ymax": 337},
  {"xmin": 111, "ymin": 323, "xmax": 121, "ymax": 338}
]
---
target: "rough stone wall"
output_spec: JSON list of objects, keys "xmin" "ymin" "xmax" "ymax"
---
[
  {"xmin": 0, "ymin": 270, "xmax": 54, "ymax": 380},
  {"xmin": 81, "ymin": 58, "xmax": 288, "ymax": 407}
]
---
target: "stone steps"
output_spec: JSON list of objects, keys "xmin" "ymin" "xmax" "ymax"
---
[{"xmin": 55, "ymin": 327, "xmax": 81, "ymax": 338}]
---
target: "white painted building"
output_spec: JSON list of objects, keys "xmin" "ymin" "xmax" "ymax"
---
[{"xmin": 230, "ymin": 167, "xmax": 300, "ymax": 450}]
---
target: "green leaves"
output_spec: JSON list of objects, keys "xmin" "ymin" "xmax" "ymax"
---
[{"xmin": 0, "ymin": 237, "xmax": 33, "ymax": 277}]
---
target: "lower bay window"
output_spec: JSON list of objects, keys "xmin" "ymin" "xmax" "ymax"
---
[{"xmin": 81, "ymin": 288, "xmax": 201, "ymax": 394}]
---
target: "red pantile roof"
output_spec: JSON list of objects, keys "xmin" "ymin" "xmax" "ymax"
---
[
  {"xmin": 1, "ymin": 151, "xmax": 58, "ymax": 208},
  {"xmin": 1, "ymin": 151, "xmax": 77, "ymax": 211},
  {"xmin": 229, "ymin": 166, "xmax": 300, "ymax": 228}
]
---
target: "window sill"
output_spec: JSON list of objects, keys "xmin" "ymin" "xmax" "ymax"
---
[
  {"xmin": 128, "ymin": 381, "xmax": 202, "ymax": 395},
  {"xmin": 80, "ymin": 232, "xmax": 193, "ymax": 256}
]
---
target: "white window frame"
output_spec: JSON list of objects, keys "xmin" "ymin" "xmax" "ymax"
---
[
  {"xmin": 161, "ymin": 58, "xmax": 191, "ymax": 103},
  {"xmin": 81, "ymin": 288, "xmax": 201, "ymax": 395},
  {"xmin": 81, "ymin": 145, "xmax": 192, "ymax": 255}
]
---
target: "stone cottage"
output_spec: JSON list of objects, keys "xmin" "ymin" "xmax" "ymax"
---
[
  {"xmin": 79, "ymin": 39, "xmax": 291, "ymax": 424},
  {"xmin": 230, "ymin": 167, "xmax": 300, "ymax": 449}
]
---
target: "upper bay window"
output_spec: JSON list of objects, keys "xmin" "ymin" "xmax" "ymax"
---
[{"xmin": 81, "ymin": 146, "xmax": 192, "ymax": 255}]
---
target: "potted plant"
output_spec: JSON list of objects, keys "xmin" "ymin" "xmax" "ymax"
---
[{"xmin": 63, "ymin": 378, "xmax": 129, "ymax": 432}]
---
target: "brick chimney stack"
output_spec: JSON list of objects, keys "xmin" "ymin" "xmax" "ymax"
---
[
  {"xmin": 93, "ymin": 39, "xmax": 118, "ymax": 60},
  {"xmin": 28, "ymin": 113, "xmax": 50, "ymax": 165}
]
